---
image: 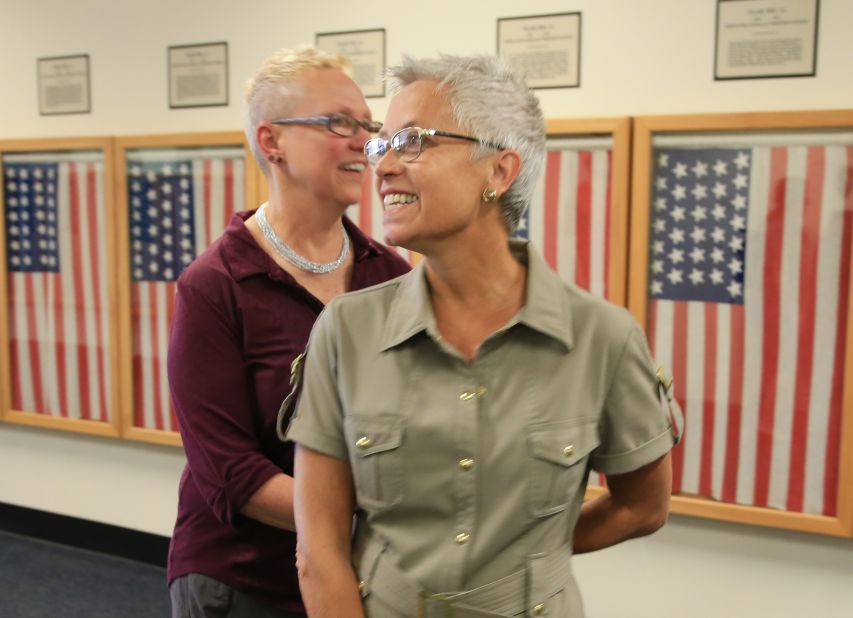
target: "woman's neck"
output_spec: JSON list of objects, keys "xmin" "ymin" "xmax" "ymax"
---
[
  {"xmin": 422, "ymin": 225, "xmax": 527, "ymax": 363},
  {"xmin": 260, "ymin": 182, "xmax": 348, "ymax": 258}
]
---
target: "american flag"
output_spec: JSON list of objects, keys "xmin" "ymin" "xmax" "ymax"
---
[
  {"xmin": 513, "ymin": 138, "xmax": 613, "ymax": 299},
  {"xmin": 4, "ymin": 154, "xmax": 112, "ymax": 422},
  {"xmin": 128, "ymin": 149, "xmax": 244, "ymax": 432},
  {"xmin": 647, "ymin": 141, "xmax": 852, "ymax": 516}
]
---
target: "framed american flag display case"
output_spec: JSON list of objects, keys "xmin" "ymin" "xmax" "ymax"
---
[
  {"xmin": 629, "ymin": 110, "xmax": 853, "ymax": 536},
  {"xmin": 114, "ymin": 132, "xmax": 259, "ymax": 445},
  {"xmin": 0, "ymin": 137, "xmax": 121, "ymax": 437}
]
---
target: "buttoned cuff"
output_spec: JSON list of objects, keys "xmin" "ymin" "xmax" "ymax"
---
[
  {"xmin": 286, "ymin": 422, "xmax": 349, "ymax": 461},
  {"xmin": 590, "ymin": 426, "xmax": 677, "ymax": 476}
]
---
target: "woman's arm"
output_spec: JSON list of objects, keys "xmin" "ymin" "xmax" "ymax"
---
[
  {"xmin": 572, "ymin": 453, "xmax": 672, "ymax": 554},
  {"xmin": 294, "ymin": 445, "xmax": 365, "ymax": 618},
  {"xmin": 169, "ymin": 280, "xmax": 293, "ymax": 528},
  {"xmin": 240, "ymin": 473, "xmax": 295, "ymax": 530}
]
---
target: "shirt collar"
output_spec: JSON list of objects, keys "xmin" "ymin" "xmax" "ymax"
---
[
  {"xmin": 223, "ymin": 208, "xmax": 385, "ymax": 281},
  {"xmin": 515, "ymin": 240, "xmax": 574, "ymax": 351},
  {"xmin": 380, "ymin": 240, "xmax": 574, "ymax": 353},
  {"xmin": 379, "ymin": 259, "xmax": 434, "ymax": 351}
]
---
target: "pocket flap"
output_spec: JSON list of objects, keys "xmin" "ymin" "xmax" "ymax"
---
[
  {"xmin": 345, "ymin": 416, "xmax": 404, "ymax": 458},
  {"xmin": 527, "ymin": 420, "xmax": 599, "ymax": 467}
]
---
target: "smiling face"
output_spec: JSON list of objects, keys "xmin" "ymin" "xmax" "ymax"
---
[
  {"xmin": 274, "ymin": 67, "xmax": 373, "ymax": 210},
  {"xmin": 375, "ymin": 80, "xmax": 495, "ymax": 253}
]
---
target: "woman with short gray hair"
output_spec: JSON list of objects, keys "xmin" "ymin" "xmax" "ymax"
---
[
  {"xmin": 287, "ymin": 53, "xmax": 682, "ymax": 617},
  {"xmin": 385, "ymin": 54, "xmax": 547, "ymax": 233}
]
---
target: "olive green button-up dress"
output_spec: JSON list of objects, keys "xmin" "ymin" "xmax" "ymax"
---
[{"xmin": 287, "ymin": 241, "xmax": 682, "ymax": 617}]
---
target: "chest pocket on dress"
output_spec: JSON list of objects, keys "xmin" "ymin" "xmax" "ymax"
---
[
  {"xmin": 526, "ymin": 419, "xmax": 599, "ymax": 517},
  {"xmin": 344, "ymin": 415, "xmax": 405, "ymax": 512}
]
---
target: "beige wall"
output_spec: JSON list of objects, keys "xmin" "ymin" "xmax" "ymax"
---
[
  {"xmin": 1, "ymin": 1, "xmax": 852, "ymax": 616},
  {"xmin": 2, "ymin": 0, "xmax": 853, "ymax": 138}
]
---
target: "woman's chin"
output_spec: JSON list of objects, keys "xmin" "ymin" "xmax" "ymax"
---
[
  {"xmin": 382, "ymin": 230, "xmax": 418, "ymax": 253},
  {"xmin": 382, "ymin": 232, "xmax": 405, "ymax": 248}
]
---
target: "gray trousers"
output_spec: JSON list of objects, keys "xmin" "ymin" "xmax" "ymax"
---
[{"xmin": 169, "ymin": 573, "xmax": 304, "ymax": 618}]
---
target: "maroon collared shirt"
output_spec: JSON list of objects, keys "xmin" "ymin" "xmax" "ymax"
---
[{"xmin": 166, "ymin": 210, "xmax": 410, "ymax": 612}]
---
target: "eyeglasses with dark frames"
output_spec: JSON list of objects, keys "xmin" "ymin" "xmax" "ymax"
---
[
  {"xmin": 270, "ymin": 113, "xmax": 383, "ymax": 137},
  {"xmin": 364, "ymin": 127, "xmax": 505, "ymax": 166}
]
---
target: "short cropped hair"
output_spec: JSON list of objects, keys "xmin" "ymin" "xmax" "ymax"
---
[
  {"xmin": 385, "ymin": 54, "xmax": 545, "ymax": 233},
  {"xmin": 244, "ymin": 47, "xmax": 351, "ymax": 176}
]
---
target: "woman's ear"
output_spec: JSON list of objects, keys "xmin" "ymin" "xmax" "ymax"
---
[
  {"xmin": 257, "ymin": 123, "xmax": 284, "ymax": 164},
  {"xmin": 489, "ymin": 149, "xmax": 522, "ymax": 197}
]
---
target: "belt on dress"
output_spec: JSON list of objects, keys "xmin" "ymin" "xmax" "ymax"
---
[{"xmin": 353, "ymin": 528, "xmax": 574, "ymax": 618}]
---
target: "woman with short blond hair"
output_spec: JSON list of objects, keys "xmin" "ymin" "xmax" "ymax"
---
[{"xmin": 167, "ymin": 47, "xmax": 409, "ymax": 617}]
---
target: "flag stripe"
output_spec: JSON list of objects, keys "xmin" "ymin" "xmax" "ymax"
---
[
  {"xmin": 543, "ymin": 151, "xmax": 561, "ymax": 269},
  {"xmin": 54, "ymin": 167, "xmax": 72, "ymax": 418},
  {"xmin": 786, "ymin": 147, "xmax": 823, "ymax": 511},
  {"xmin": 132, "ymin": 285, "xmax": 145, "ymax": 429},
  {"xmin": 38, "ymin": 275, "xmax": 55, "ymax": 414},
  {"xmin": 753, "ymin": 147, "xmax": 786, "ymax": 507},
  {"xmin": 700, "ymin": 303, "xmax": 717, "ymax": 497},
  {"xmin": 647, "ymin": 299, "xmax": 658, "ymax": 359},
  {"xmin": 603, "ymin": 151, "xmax": 613, "ymax": 299},
  {"xmin": 23, "ymin": 275, "xmax": 42, "ymax": 410},
  {"xmin": 8, "ymin": 281, "xmax": 22, "ymax": 409},
  {"xmin": 204, "ymin": 160, "xmax": 213, "ymax": 248},
  {"xmin": 160, "ymin": 283, "xmax": 176, "ymax": 431},
  {"xmin": 223, "ymin": 160, "xmax": 234, "ymax": 231},
  {"xmin": 671, "ymin": 302, "xmax": 688, "ymax": 493},
  {"xmin": 556, "ymin": 152, "xmax": 578, "ymax": 281},
  {"xmin": 681, "ymin": 302, "xmax": 704, "ymax": 495},
  {"xmin": 588, "ymin": 150, "xmax": 609, "ymax": 298},
  {"xmin": 210, "ymin": 160, "xmax": 226, "ymax": 244},
  {"xmin": 710, "ymin": 303, "xmax": 731, "ymax": 499},
  {"xmin": 737, "ymin": 148, "xmax": 767, "ymax": 508},
  {"xmin": 88, "ymin": 163, "xmax": 109, "ymax": 422},
  {"xmin": 721, "ymin": 304, "xmax": 745, "ymax": 502},
  {"xmin": 803, "ymin": 145, "xmax": 844, "ymax": 515},
  {"xmin": 823, "ymin": 147, "xmax": 853, "ymax": 515},
  {"xmin": 149, "ymin": 282, "xmax": 166, "ymax": 431},
  {"xmin": 770, "ymin": 147, "xmax": 811, "ymax": 509},
  {"xmin": 70, "ymin": 163, "xmax": 91, "ymax": 420},
  {"xmin": 167, "ymin": 286, "xmax": 179, "ymax": 432},
  {"xmin": 575, "ymin": 151, "xmax": 592, "ymax": 290}
]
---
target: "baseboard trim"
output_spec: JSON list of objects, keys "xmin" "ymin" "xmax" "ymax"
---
[{"xmin": 0, "ymin": 502, "xmax": 169, "ymax": 567}]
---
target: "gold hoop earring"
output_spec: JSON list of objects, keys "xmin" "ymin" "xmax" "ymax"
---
[{"xmin": 482, "ymin": 188, "xmax": 498, "ymax": 203}]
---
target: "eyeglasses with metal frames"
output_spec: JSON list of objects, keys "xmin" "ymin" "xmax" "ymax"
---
[
  {"xmin": 270, "ymin": 113, "xmax": 383, "ymax": 137},
  {"xmin": 364, "ymin": 127, "xmax": 504, "ymax": 166}
]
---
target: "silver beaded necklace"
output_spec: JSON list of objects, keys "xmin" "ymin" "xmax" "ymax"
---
[{"xmin": 255, "ymin": 202, "xmax": 350, "ymax": 274}]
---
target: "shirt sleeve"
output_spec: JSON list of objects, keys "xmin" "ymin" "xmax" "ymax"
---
[
  {"xmin": 590, "ymin": 322, "xmax": 683, "ymax": 475},
  {"xmin": 285, "ymin": 304, "xmax": 349, "ymax": 460},
  {"xmin": 168, "ymin": 277, "xmax": 283, "ymax": 526}
]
